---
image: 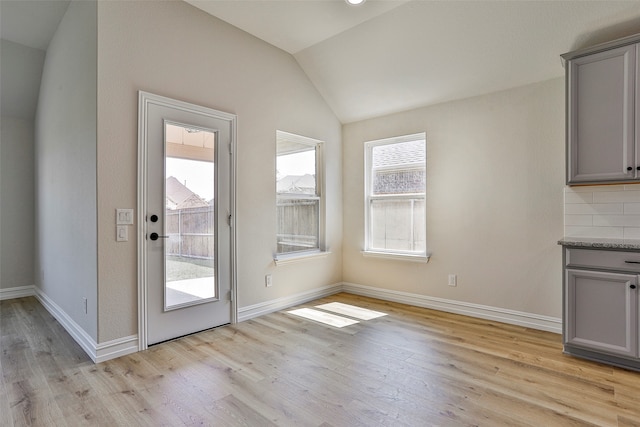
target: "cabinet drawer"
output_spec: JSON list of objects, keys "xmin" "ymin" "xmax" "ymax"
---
[{"xmin": 566, "ymin": 248, "xmax": 640, "ymax": 272}]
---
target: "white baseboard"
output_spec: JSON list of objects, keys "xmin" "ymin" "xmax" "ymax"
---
[
  {"xmin": 341, "ymin": 282, "xmax": 562, "ymax": 334},
  {"xmin": 0, "ymin": 285, "xmax": 35, "ymax": 300},
  {"xmin": 34, "ymin": 288, "xmax": 139, "ymax": 363},
  {"xmin": 95, "ymin": 335, "xmax": 139, "ymax": 363},
  {"xmin": 34, "ymin": 288, "xmax": 98, "ymax": 362},
  {"xmin": 236, "ymin": 282, "xmax": 561, "ymax": 334},
  {"xmin": 238, "ymin": 283, "xmax": 343, "ymax": 322},
  {"xmin": 11, "ymin": 281, "xmax": 559, "ymax": 365}
]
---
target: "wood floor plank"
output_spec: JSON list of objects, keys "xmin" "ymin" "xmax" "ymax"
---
[
  {"xmin": 5, "ymin": 377, "xmax": 66, "ymax": 426},
  {"xmin": 207, "ymin": 394, "xmax": 278, "ymax": 427},
  {"xmin": 3, "ymin": 294, "xmax": 640, "ymax": 426}
]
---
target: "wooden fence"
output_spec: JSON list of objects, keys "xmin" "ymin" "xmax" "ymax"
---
[
  {"xmin": 165, "ymin": 205, "xmax": 214, "ymax": 260},
  {"xmin": 276, "ymin": 199, "xmax": 319, "ymax": 253}
]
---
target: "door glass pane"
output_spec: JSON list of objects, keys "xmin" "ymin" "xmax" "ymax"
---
[{"xmin": 164, "ymin": 122, "xmax": 216, "ymax": 310}]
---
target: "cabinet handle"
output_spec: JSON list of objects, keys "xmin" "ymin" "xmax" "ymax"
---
[
  {"xmin": 628, "ymin": 167, "xmax": 633, "ymax": 171},
  {"xmin": 631, "ymin": 285, "xmax": 637, "ymax": 289},
  {"xmin": 636, "ymin": 166, "xmax": 640, "ymax": 171},
  {"xmin": 624, "ymin": 261, "xmax": 640, "ymax": 264}
]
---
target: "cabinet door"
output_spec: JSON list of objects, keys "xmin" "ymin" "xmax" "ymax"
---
[
  {"xmin": 565, "ymin": 269, "xmax": 638, "ymax": 358},
  {"xmin": 567, "ymin": 44, "xmax": 636, "ymax": 184}
]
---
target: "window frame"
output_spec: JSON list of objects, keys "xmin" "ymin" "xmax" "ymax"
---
[
  {"xmin": 363, "ymin": 132, "xmax": 428, "ymax": 261},
  {"xmin": 275, "ymin": 130, "xmax": 326, "ymax": 263}
]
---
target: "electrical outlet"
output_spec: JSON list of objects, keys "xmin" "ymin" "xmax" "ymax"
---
[
  {"xmin": 448, "ymin": 274, "xmax": 457, "ymax": 287},
  {"xmin": 265, "ymin": 274, "xmax": 273, "ymax": 287}
]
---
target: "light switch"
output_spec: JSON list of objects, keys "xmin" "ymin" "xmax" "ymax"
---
[
  {"xmin": 116, "ymin": 225, "xmax": 128, "ymax": 242},
  {"xmin": 116, "ymin": 209, "xmax": 134, "ymax": 225}
]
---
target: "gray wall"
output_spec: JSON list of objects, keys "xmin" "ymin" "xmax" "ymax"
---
[
  {"xmin": 35, "ymin": 0, "xmax": 97, "ymax": 340},
  {"xmin": 0, "ymin": 39, "xmax": 44, "ymax": 293},
  {"xmin": 0, "ymin": 39, "xmax": 45, "ymax": 121},
  {"xmin": 0, "ymin": 116, "xmax": 35, "ymax": 290}
]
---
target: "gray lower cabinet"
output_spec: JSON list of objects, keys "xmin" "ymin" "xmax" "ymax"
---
[
  {"xmin": 565, "ymin": 269, "xmax": 638, "ymax": 357},
  {"xmin": 563, "ymin": 247, "xmax": 640, "ymax": 370}
]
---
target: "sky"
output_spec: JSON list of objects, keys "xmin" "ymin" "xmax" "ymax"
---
[
  {"xmin": 277, "ymin": 150, "xmax": 315, "ymax": 180},
  {"xmin": 166, "ymin": 157, "xmax": 214, "ymax": 201}
]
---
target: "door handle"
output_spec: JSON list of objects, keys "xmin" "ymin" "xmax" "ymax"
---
[{"xmin": 148, "ymin": 232, "xmax": 169, "ymax": 241}]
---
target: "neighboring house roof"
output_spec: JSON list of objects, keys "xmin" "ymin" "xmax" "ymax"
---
[
  {"xmin": 277, "ymin": 174, "xmax": 316, "ymax": 195},
  {"xmin": 372, "ymin": 139, "xmax": 425, "ymax": 169},
  {"xmin": 371, "ymin": 139, "xmax": 426, "ymax": 195},
  {"xmin": 166, "ymin": 176, "xmax": 209, "ymax": 210}
]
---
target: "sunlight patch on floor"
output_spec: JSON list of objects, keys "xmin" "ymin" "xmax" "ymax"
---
[
  {"xmin": 287, "ymin": 302, "xmax": 388, "ymax": 328},
  {"xmin": 287, "ymin": 308, "xmax": 360, "ymax": 328},
  {"xmin": 315, "ymin": 302, "xmax": 387, "ymax": 320}
]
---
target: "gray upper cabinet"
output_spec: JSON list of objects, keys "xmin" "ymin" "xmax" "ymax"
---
[{"xmin": 564, "ymin": 40, "xmax": 638, "ymax": 184}]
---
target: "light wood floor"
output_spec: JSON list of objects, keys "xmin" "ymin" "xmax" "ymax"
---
[{"xmin": 2, "ymin": 293, "xmax": 640, "ymax": 426}]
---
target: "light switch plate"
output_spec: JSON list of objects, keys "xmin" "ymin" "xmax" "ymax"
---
[
  {"xmin": 116, "ymin": 225, "xmax": 128, "ymax": 242},
  {"xmin": 116, "ymin": 209, "xmax": 134, "ymax": 225}
]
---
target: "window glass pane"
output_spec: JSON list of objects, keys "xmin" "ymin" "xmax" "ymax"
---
[
  {"xmin": 371, "ymin": 140, "xmax": 425, "ymax": 195},
  {"xmin": 277, "ymin": 199, "xmax": 319, "ymax": 254},
  {"xmin": 276, "ymin": 131, "xmax": 323, "ymax": 255},
  {"xmin": 277, "ymin": 145, "xmax": 316, "ymax": 195},
  {"xmin": 366, "ymin": 134, "xmax": 426, "ymax": 255},
  {"xmin": 370, "ymin": 198, "xmax": 425, "ymax": 253}
]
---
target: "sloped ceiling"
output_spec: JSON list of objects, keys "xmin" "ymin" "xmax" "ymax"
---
[
  {"xmin": 0, "ymin": 0, "xmax": 70, "ymax": 120},
  {"xmin": 187, "ymin": 0, "xmax": 640, "ymax": 123},
  {"xmin": 3, "ymin": 1, "xmax": 640, "ymax": 123},
  {"xmin": 0, "ymin": 39, "xmax": 45, "ymax": 120},
  {"xmin": 0, "ymin": 0, "xmax": 70, "ymax": 50}
]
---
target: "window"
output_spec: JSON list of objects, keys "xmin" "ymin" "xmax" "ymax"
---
[
  {"xmin": 364, "ymin": 133, "xmax": 426, "ymax": 258},
  {"xmin": 276, "ymin": 131, "xmax": 324, "ymax": 257}
]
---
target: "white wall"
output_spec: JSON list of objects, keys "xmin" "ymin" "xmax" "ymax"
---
[
  {"xmin": 0, "ymin": 116, "xmax": 35, "ymax": 290},
  {"xmin": 342, "ymin": 78, "xmax": 565, "ymax": 319},
  {"xmin": 97, "ymin": 1, "xmax": 342, "ymax": 342},
  {"xmin": 35, "ymin": 1, "xmax": 97, "ymax": 340}
]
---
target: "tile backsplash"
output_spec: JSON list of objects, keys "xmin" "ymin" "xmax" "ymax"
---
[{"xmin": 565, "ymin": 184, "xmax": 640, "ymax": 239}]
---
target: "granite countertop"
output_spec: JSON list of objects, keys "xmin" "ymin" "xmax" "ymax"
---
[{"xmin": 558, "ymin": 237, "xmax": 640, "ymax": 250}]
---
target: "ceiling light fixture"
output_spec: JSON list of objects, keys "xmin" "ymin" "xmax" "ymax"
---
[{"xmin": 345, "ymin": 0, "xmax": 366, "ymax": 5}]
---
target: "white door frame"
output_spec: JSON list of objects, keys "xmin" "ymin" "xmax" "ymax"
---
[{"xmin": 137, "ymin": 91, "xmax": 238, "ymax": 351}]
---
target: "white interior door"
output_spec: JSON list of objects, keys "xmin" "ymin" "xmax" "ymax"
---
[{"xmin": 139, "ymin": 92, "xmax": 235, "ymax": 346}]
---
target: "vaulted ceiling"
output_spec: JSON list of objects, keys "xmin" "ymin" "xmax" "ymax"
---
[
  {"xmin": 0, "ymin": 0, "xmax": 69, "ymax": 120},
  {"xmin": 187, "ymin": 0, "xmax": 640, "ymax": 123},
  {"xmin": 3, "ymin": 0, "xmax": 640, "ymax": 123}
]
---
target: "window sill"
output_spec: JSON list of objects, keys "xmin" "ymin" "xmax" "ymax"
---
[
  {"xmin": 274, "ymin": 250, "xmax": 331, "ymax": 266},
  {"xmin": 361, "ymin": 250, "xmax": 430, "ymax": 263}
]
